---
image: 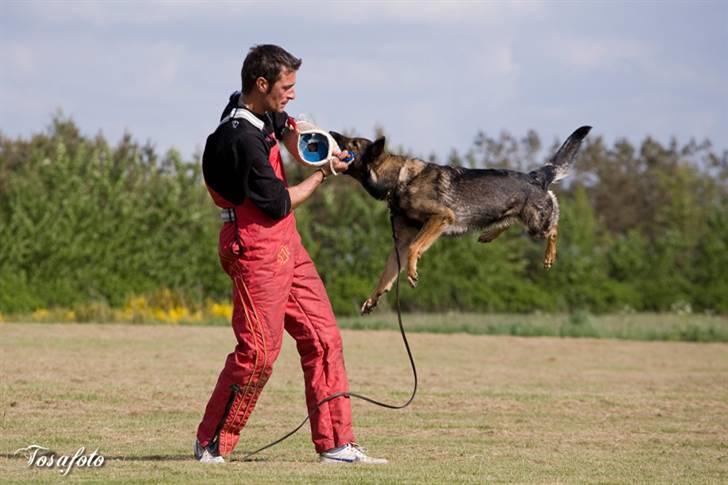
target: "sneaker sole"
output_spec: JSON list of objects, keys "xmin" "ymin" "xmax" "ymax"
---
[{"xmin": 319, "ymin": 457, "xmax": 388, "ymax": 465}]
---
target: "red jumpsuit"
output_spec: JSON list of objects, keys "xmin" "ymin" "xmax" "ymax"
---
[{"xmin": 197, "ymin": 112, "xmax": 355, "ymax": 457}]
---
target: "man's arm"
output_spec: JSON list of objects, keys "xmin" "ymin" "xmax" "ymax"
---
[
  {"xmin": 271, "ymin": 112, "xmax": 309, "ymax": 167},
  {"xmin": 241, "ymin": 133, "xmax": 350, "ymax": 218},
  {"xmin": 288, "ymin": 169, "xmax": 326, "ymax": 210},
  {"xmin": 278, "ymin": 118, "xmax": 350, "ymax": 209},
  {"xmin": 282, "ymin": 126, "xmax": 309, "ymax": 167},
  {"xmin": 280, "ymin": 119, "xmax": 348, "ymax": 169},
  {"xmin": 288, "ymin": 155, "xmax": 350, "ymax": 210},
  {"xmin": 244, "ymin": 136, "xmax": 292, "ymax": 219}
]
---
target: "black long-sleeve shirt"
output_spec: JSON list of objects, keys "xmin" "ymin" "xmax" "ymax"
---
[{"xmin": 202, "ymin": 92, "xmax": 292, "ymax": 219}]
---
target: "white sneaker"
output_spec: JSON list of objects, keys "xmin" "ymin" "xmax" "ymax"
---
[
  {"xmin": 194, "ymin": 439, "xmax": 225, "ymax": 464},
  {"xmin": 319, "ymin": 443, "xmax": 388, "ymax": 464}
]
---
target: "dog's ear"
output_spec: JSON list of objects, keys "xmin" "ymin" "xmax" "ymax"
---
[
  {"xmin": 329, "ymin": 131, "xmax": 344, "ymax": 146},
  {"xmin": 364, "ymin": 136, "xmax": 386, "ymax": 161}
]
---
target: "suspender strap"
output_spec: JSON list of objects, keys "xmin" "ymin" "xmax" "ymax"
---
[
  {"xmin": 219, "ymin": 108, "xmax": 264, "ymax": 131},
  {"xmin": 220, "ymin": 208, "xmax": 236, "ymax": 223}
]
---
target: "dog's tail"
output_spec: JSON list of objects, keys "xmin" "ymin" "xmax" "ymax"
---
[{"xmin": 530, "ymin": 125, "xmax": 591, "ymax": 188}]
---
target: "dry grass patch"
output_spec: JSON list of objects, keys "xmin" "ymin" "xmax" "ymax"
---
[{"xmin": 1, "ymin": 323, "xmax": 727, "ymax": 483}]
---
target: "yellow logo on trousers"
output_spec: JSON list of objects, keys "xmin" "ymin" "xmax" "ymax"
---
[{"xmin": 276, "ymin": 245, "xmax": 290, "ymax": 266}]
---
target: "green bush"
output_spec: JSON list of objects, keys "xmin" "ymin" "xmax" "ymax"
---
[{"xmin": 1, "ymin": 116, "xmax": 726, "ymax": 316}]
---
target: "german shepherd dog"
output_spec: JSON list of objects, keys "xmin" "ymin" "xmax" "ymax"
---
[{"xmin": 330, "ymin": 126, "xmax": 592, "ymax": 315}]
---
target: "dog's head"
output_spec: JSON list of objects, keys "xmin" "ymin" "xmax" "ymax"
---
[{"xmin": 330, "ymin": 132, "xmax": 386, "ymax": 182}]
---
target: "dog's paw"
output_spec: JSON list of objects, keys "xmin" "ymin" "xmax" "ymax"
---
[
  {"xmin": 360, "ymin": 298, "xmax": 378, "ymax": 315},
  {"xmin": 543, "ymin": 258, "xmax": 554, "ymax": 270},
  {"xmin": 407, "ymin": 271, "xmax": 418, "ymax": 288}
]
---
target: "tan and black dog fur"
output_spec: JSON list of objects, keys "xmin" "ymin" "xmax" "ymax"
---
[{"xmin": 330, "ymin": 126, "xmax": 592, "ymax": 315}]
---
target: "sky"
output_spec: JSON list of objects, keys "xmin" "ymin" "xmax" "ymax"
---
[{"xmin": 1, "ymin": 0, "xmax": 727, "ymax": 163}]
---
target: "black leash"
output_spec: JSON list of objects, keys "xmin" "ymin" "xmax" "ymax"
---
[{"xmin": 241, "ymin": 212, "xmax": 417, "ymax": 461}]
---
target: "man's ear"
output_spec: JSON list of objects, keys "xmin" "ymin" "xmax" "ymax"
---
[
  {"xmin": 255, "ymin": 76, "xmax": 268, "ymax": 94},
  {"xmin": 365, "ymin": 136, "xmax": 386, "ymax": 161}
]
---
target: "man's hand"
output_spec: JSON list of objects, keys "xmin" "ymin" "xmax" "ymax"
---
[
  {"xmin": 320, "ymin": 151, "xmax": 351, "ymax": 177},
  {"xmin": 289, "ymin": 151, "xmax": 352, "ymax": 210}
]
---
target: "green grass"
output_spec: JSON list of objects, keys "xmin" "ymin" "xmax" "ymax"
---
[
  {"xmin": 1, "ymin": 323, "xmax": 727, "ymax": 483},
  {"xmin": 338, "ymin": 312, "xmax": 728, "ymax": 342},
  {"xmin": 9, "ymin": 312, "xmax": 727, "ymax": 342}
]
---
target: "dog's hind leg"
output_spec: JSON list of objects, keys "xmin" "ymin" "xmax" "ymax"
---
[
  {"xmin": 407, "ymin": 211, "xmax": 455, "ymax": 288},
  {"xmin": 543, "ymin": 225, "xmax": 558, "ymax": 269},
  {"xmin": 543, "ymin": 191, "xmax": 560, "ymax": 269},
  {"xmin": 361, "ymin": 223, "xmax": 417, "ymax": 315}
]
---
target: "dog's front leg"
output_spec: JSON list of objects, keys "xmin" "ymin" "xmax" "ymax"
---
[
  {"xmin": 406, "ymin": 212, "xmax": 454, "ymax": 287},
  {"xmin": 361, "ymin": 224, "xmax": 417, "ymax": 315},
  {"xmin": 478, "ymin": 217, "xmax": 517, "ymax": 243},
  {"xmin": 544, "ymin": 225, "xmax": 558, "ymax": 269}
]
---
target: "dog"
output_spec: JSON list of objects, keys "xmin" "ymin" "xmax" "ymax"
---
[{"xmin": 330, "ymin": 126, "xmax": 592, "ymax": 315}]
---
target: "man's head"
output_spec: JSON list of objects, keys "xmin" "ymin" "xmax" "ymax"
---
[{"xmin": 241, "ymin": 44, "xmax": 301, "ymax": 113}]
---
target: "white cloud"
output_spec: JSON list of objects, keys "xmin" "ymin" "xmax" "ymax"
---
[
  {"xmin": 0, "ymin": 42, "xmax": 35, "ymax": 78},
  {"xmin": 551, "ymin": 35, "xmax": 651, "ymax": 72},
  {"xmin": 308, "ymin": 0, "xmax": 545, "ymax": 24},
  {"xmin": 11, "ymin": 1, "xmax": 218, "ymax": 27},
  {"xmin": 547, "ymin": 32, "xmax": 728, "ymax": 99},
  {"xmin": 11, "ymin": 0, "xmax": 545, "ymax": 27},
  {"xmin": 1, "ymin": 0, "xmax": 726, "ymax": 160},
  {"xmin": 474, "ymin": 43, "xmax": 520, "ymax": 84},
  {"xmin": 302, "ymin": 58, "xmax": 390, "ymax": 88}
]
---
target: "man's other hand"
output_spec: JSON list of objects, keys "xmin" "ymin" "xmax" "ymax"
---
[{"xmin": 322, "ymin": 151, "xmax": 350, "ymax": 176}]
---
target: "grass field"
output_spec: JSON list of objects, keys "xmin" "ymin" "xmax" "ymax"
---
[
  {"xmin": 338, "ymin": 312, "xmax": 728, "ymax": 342},
  {"xmin": 1, "ymin": 322, "xmax": 727, "ymax": 483}
]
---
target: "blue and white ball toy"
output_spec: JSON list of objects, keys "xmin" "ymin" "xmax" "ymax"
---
[{"xmin": 295, "ymin": 119, "xmax": 354, "ymax": 167}]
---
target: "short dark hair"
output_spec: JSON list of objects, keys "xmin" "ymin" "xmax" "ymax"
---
[{"xmin": 241, "ymin": 44, "xmax": 302, "ymax": 94}]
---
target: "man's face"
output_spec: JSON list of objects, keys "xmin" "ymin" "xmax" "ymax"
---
[{"xmin": 263, "ymin": 68, "xmax": 296, "ymax": 113}]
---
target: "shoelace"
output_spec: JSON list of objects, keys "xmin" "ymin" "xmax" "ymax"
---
[{"xmin": 350, "ymin": 443, "xmax": 367, "ymax": 455}]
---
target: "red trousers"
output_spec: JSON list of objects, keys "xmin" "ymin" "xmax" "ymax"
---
[{"xmin": 197, "ymin": 150, "xmax": 354, "ymax": 456}]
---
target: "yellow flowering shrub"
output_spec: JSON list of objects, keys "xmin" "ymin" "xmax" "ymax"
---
[{"xmin": 8, "ymin": 290, "xmax": 232, "ymax": 325}]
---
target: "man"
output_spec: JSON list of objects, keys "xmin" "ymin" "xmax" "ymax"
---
[{"xmin": 195, "ymin": 44, "xmax": 387, "ymax": 465}]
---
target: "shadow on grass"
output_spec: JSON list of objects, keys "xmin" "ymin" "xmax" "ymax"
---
[
  {"xmin": 100, "ymin": 453, "xmax": 275, "ymax": 462},
  {"xmin": 4, "ymin": 452, "xmax": 279, "ymax": 463},
  {"xmin": 1, "ymin": 452, "xmax": 186, "ymax": 462}
]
